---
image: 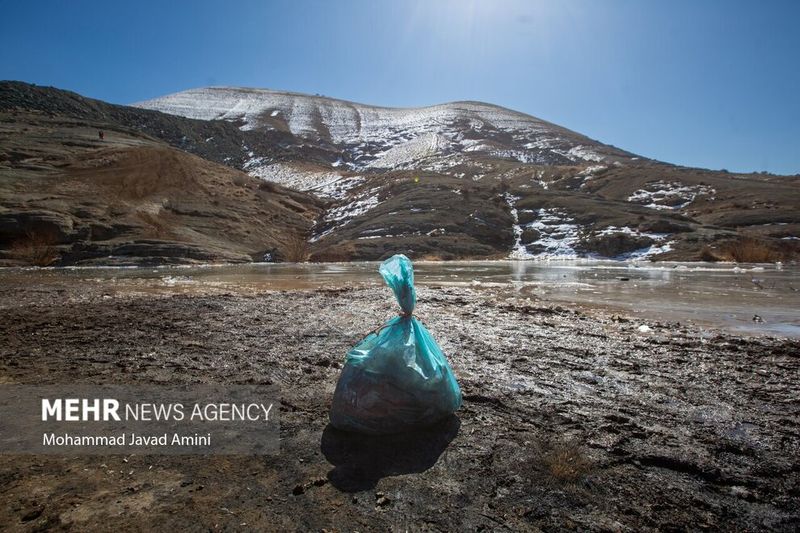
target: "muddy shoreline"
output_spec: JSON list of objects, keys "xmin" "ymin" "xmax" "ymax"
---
[{"xmin": 0, "ymin": 281, "xmax": 798, "ymax": 531}]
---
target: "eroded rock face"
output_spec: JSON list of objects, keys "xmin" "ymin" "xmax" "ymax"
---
[
  {"xmin": 109, "ymin": 240, "xmax": 212, "ymax": 259},
  {"xmin": 0, "ymin": 210, "xmax": 75, "ymax": 244},
  {"xmin": 638, "ymin": 218, "xmax": 692, "ymax": 234},
  {"xmin": 520, "ymin": 227, "xmax": 541, "ymax": 245},
  {"xmin": 579, "ymin": 232, "xmax": 656, "ymax": 258},
  {"xmin": 86, "ymin": 222, "xmax": 138, "ymax": 242}
]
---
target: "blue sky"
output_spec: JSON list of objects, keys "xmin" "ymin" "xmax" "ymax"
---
[{"xmin": 1, "ymin": 0, "xmax": 798, "ymax": 174}]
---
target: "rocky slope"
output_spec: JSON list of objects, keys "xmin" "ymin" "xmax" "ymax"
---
[
  {"xmin": 1, "ymin": 81, "xmax": 798, "ymax": 264},
  {"xmin": 136, "ymin": 87, "xmax": 800, "ymax": 262},
  {"xmin": 0, "ymin": 83, "xmax": 323, "ymax": 265}
]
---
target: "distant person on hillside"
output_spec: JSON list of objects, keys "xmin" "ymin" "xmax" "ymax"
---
[{"xmin": 98, "ymin": 130, "xmax": 104, "ymax": 141}]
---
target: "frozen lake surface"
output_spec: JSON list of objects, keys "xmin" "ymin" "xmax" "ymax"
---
[{"xmin": 2, "ymin": 260, "xmax": 798, "ymax": 338}]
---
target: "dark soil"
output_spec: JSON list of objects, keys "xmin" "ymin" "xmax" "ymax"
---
[{"xmin": 0, "ymin": 280, "xmax": 798, "ymax": 531}]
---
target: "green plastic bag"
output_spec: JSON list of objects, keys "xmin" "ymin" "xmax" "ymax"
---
[{"xmin": 329, "ymin": 254, "xmax": 462, "ymax": 434}]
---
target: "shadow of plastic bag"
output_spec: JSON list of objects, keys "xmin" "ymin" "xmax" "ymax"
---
[{"xmin": 320, "ymin": 414, "xmax": 460, "ymax": 492}]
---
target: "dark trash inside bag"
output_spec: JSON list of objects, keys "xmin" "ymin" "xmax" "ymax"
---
[{"xmin": 329, "ymin": 254, "xmax": 462, "ymax": 434}]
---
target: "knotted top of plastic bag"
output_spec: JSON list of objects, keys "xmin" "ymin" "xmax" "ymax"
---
[{"xmin": 379, "ymin": 254, "xmax": 416, "ymax": 315}]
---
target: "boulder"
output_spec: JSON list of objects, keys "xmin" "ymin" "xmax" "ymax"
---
[
  {"xmin": 638, "ymin": 219, "xmax": 691, "ymax": 234},
  {"xmin": 520, "ymin": 227, "xmax": 540, "ymax": 244},
  {"xmin": 580, "ymin": 233, "xmax": 655, "ymax": 258}
]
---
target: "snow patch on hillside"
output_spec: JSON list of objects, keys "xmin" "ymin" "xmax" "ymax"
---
[
  {"xmin": 366, "ymin": 133, "xmax": 448, "ymax": 169},
  {"xmin": 524, "ymin": 138, "xmax": 606, "ymax": 163},
  {"xmin": 243, "ymin": 159, "xmax": 367, "ymax": 200},
  {"xmin": 580, "ymin": 165, "xmax": 607, "ymax": 175},
  {"xmin": 490, "ymin": 150, "xmax": 543, "ymax": 164},
  {"xmin": 566, "ymin": 145, "xmax": 605, "ymax": 162},
  {"xmin": 505, "ymin": 195, "xmax": 581, "ymax": 259},
  {"xmin": 628, "ymin": 181, "xmax": 715, "ymax": 210},
  {"xmin": 312, "ymin": 176, "xmax": 366, "ymax": 201},
  {"xmin": 504, "ymin": 193, "xmax": 526, "ymax": 259},
  {"xmin": 311, "ymin": 190, "xmax": 382, "ymax": 242},
  {"xmin": 578, "ymin": 165, "xmax": 607, "ymax": 189},
  {"xmin": 594, "ymin": 226, "xmax": 674, "ymax": 260},
  {"xmin": 243, "ymin": 160, "xmax": 343, "ymax": 194},
  {"xmin": 524, "ymin": 209, "xmax": 581, "ymax": 258}
]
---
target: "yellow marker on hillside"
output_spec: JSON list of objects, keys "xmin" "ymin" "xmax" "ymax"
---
[{"xmin": 414, "ymin": 176, "xmax": 420, "ymax": 183}]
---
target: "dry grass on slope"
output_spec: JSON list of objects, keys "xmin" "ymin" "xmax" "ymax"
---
[
  {"xmin": 701, "ymin": 236, "xmax": 798, "ymax": 263},
  {"xmin": 8, "ymin": 231, "xmax": 59, "ymax": 266}
]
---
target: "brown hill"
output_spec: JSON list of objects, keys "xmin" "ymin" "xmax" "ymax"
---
[{"xmin": 0, "ymin": 109, "xmax": 322, "ymax": 266}]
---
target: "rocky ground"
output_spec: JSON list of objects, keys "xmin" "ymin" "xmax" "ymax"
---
[{"xmin": 0, "ymin": 278, "xmax": 798, "ymax": 531}]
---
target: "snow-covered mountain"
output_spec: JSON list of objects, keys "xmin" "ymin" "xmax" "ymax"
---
[
  {"xmin": 134, "ymin": 87, "xmax": 632, "ymax": 171},
  {"xmin": 127, "ymin": 86, "xmax": 800, "ymax": 263}
]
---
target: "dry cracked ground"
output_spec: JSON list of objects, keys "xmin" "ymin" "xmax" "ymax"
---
[{"xmin": 0, "ymin": 279, "xmax": 798, "ymax": 531}]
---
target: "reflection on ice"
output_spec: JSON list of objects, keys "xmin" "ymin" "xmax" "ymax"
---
[{"xmin": 1, "ymin": 260, "xmax": 797, "ymax": 338}]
